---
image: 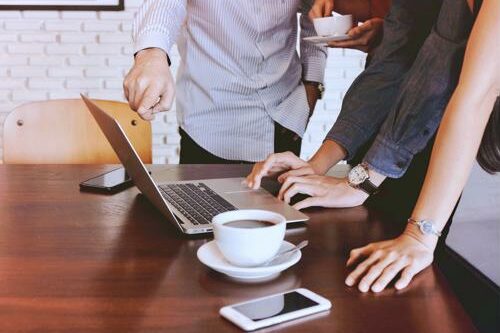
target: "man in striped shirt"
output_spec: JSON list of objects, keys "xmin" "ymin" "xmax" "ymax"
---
[{"xmin": 124, "ymin": 0, "xmax": 327, "ymax": 164}]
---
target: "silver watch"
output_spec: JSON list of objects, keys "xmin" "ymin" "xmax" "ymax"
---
[
  {"xmin": 408, "ymin": 218, "xmax": 442, "ymax": 237},
  {"xmin": 347, "ymin": 163, "xmax": 379, "ymax": 195}
]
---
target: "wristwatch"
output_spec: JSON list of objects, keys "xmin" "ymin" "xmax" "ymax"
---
[
  {"xmin": 408, "ymin": 218, "xmax": 442, "ymax": 237},
  {"xmin": 303, "ymin": 81, "xmax": 325, "ymax": 99},
  {"xmin": 347, "ymin": 163, "xmax": 379, "ymax": 195}
]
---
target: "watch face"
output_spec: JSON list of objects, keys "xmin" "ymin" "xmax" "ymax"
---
[
  {"xmin": 348, "ymin": 165, "xmax": 369, "ymax": 185},
  {"xmin": 420, "ymin": 221, "xmax": 433, "ymax": 235}
]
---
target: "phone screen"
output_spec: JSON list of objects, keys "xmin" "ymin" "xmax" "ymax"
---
[
  {"xmin": 233, "ymin": 291, "xmax": 319, "ymax": 322},
  {"xmin": 81, "ymin": 168, "xmax": 130, "ymax": 188}
]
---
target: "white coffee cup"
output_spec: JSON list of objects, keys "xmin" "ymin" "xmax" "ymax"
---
[
  {"xmin": 212, "ymin": 210, "xmax": 286, "ymax": 267},
  {"xmin": 313, "ymin": 14, "xmax": 353, "ymax": 36}
]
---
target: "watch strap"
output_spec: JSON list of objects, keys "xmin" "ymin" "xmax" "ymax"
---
[
  {"xmin": 303, "ymin": 81, "xmax": 325, "ymax": 99},
  {"xmin": 357, "ymin": 179, "xmax": 379, "ymax": 195}
]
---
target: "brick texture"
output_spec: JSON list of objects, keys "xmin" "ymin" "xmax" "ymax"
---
[{"xmin": 0, "ymin": 0, "xmax": 366, "ymax": 164}]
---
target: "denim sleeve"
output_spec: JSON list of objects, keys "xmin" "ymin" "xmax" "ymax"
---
[
  {"xmin": 363, "ymin": 0, "xmax": 473, "ymax": 178},
  {"xmin": 325, "ymin": 0, "xmax": 442, "ymax": 160}
]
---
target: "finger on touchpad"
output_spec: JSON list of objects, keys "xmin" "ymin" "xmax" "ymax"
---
[{"xmin": 290, "ymin": 193, "xmax": 311, "ymax": 206}]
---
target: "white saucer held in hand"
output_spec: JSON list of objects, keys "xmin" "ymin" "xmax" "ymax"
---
[
  {"xmin": 303, "ymin": 34, "xmax": 351, "ymax": 44},
  {"xmin": 304, "ymin": 13, "xmax": 353, "ymax": 45}
]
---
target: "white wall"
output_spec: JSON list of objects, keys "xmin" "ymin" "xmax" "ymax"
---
[{"xmin": 0, "ymin": 0, "xmax": 366, "ymax": 163}]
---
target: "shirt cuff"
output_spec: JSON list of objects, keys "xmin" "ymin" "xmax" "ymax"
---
[
  {"xmin": 302, "ymin": 55, "xmax": 327, "ymax": 83},
  {"xmin": 325, "ymin": 119, "xmax": 370, "ymax": 160},
  {"xmin": 363, "ymin": 135, "xmax": 414, "ymax": 178},
  {"xmin": 134, "ymin": 31, "xmax": 173, "ymax": 56}
]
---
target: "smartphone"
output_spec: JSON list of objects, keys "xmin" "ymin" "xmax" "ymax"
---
[
  {"xmin": 79, "ymin": 167, "xmax": 133, "ymax": 194},
  {"xmin": 220, "ymin": 288, "xmax": 331, "ymax": 331}
]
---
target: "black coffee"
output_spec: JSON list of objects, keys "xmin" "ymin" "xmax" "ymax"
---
[{"xmin": 224, "ymin": 220, "xmax": 275, "ymax": 229}]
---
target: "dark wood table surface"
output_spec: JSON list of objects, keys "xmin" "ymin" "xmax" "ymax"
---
[{"xmin": 0, "ymin": 165, "xmax": 478, "ymax": 333}]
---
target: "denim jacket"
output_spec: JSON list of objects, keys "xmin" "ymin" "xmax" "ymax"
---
[{"xmin": 325, "ymin": 0, "xmax": 475, "ymax": 178}]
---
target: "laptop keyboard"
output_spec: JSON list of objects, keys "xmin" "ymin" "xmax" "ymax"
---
[{"xmin": 158, "ymin": 183, "xmax": 236, "ymax": 225}]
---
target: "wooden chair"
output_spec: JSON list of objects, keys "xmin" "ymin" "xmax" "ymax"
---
[{"xmin": 3, "ymin": 99, "xmax": 152, "ymax": 164}]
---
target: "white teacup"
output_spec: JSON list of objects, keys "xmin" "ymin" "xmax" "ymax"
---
[
  {"xmin": 313, "ymin": 14, "xmax": 353, "ymax": 36},
  {"xmin": 212, "ymin": 210, "xmax": 286, "ymax": 267}
]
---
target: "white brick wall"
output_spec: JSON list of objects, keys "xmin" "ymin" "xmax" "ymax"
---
[{"xmin": 0, "ymin": 0, "xmax": 366, "ymax": 164}]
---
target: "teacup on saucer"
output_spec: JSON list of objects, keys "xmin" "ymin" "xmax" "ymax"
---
[{"xmin": 313, "ymin": 14, "xmax": 353, "ymax": 37}]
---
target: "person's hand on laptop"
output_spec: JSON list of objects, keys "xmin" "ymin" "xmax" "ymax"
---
[
  {"xmin": 245, "ymin": 152, "xmax": 317, "ymax": 190},
  {"xmin": 123, "ymin": 48, "xmax": 175, "ymax": 121},
  {"xmin": 327, "ymin": 17, "xmax": 384, "ymax": 53},
  {"xmin": 246, "ymin": 141, "xmax": 347, "ymax": 191},
  {"xmin": 279, "ymin": 175, "xmax": 368, "ymax": 209},
  {"xmin": 279, "ymin": 161, "xmax": 387, "ymax": 209}
]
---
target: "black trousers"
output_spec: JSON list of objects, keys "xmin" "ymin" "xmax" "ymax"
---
[{"xmin": 179, "ymin": 123, "xmax": 301, "ymax": 164}]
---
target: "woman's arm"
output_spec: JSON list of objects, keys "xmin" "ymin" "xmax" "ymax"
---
[
  {"xmin": 345, "ymin": 0, "xmax": 500, "ymax": 292},
  {"xmin": 409, "ymin": 0, "xmax": 500, "ymax": 246}
]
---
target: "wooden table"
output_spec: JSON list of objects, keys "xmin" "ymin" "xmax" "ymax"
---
[{"xmin": 0, "ymin": 165, "xmax": 478, "ymax": 333}]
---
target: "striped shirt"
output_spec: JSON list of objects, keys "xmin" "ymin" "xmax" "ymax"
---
[{"xmin": 133, "ymin": 0, "xmax": 327, "ymax": 161}]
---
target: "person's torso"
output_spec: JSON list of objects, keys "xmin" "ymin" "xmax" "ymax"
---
[
  {"xmin": 174, "ymin": 0, "xmax": 311, "ymax": 161},
  {"xmin": 177, "ymin": 0, "xmax": 305, "ymax": 96}
]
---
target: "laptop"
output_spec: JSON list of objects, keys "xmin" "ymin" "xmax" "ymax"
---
[{"xmin": 81, "ymin": 95, "xmax": 309, "ymax": 234}]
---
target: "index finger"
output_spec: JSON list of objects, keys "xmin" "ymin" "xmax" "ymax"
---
[
  {"xmin": 250, "ymin": 155, "xmax": 278, "ymax": 189},
  {"xmin": 323, "ymin": 0, "xmax": 334, "ymax": 17},
  {"xmin": 245, "ymin": 161, "xmax": 265, "ymax": 188},
  {"xmin": 137, "ymin": 87, "xmax": 161, "ymax": 120},
  {"xmin": 308, "ymin": 0, "xmax": 334, "ymax": 19},
  {"xmin": 346, "ymin": 244, "xmax": 373, "ymax": 267},
  {"xmin": 347, "ymin": 26, "xmax": 366, "ymax": 38},
  {"xmin": 309, "ymin": 4, "xmax": 323, "ymax": 20}
]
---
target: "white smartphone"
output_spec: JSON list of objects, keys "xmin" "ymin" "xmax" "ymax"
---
[{"xmin": 219, "ymin": 288, "xmax": 332, "ymax": 331}]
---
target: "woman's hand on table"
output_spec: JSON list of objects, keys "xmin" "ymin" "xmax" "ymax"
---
[
  {"xmin": 278, "ymin": 175, "xmax": 369, "ymax": 209},
  {"xmin": 345, "ymin": 231, "xmax": 435, "ymax": 293},
  {"xmin": 328, "ymin": 17, "xmax": 384, "ymax": 53}
]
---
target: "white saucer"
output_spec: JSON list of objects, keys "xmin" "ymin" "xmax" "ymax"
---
[
  {"xmin": 303, "ymin": 34, "xmax": 350, "ymax": 44},
  {"xmin": 197, "ymin": 240, "xmax": 301, "ymax": 281}
]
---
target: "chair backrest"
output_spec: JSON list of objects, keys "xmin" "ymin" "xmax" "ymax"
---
[{"xmin": 3, "ymin": 99, "xmax": 152, "ymax": 164}]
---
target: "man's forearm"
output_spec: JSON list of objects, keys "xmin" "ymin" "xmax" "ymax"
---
[{"xmin": 303, "ymin": 82, "xmax": 321, "ymax": 114}]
